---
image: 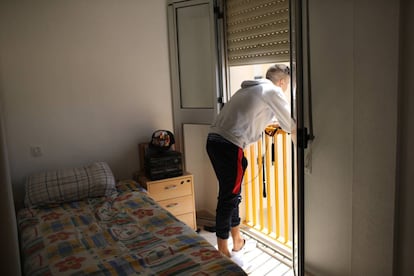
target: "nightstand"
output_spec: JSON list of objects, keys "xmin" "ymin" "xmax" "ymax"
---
[{"xmin": 137, "ymin": 173, "xmax": 197, "ymax": 230}]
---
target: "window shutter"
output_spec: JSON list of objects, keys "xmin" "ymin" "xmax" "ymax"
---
[{"xmin": 226, "ymin": 0, "xmax": 290, "ymax": 66}]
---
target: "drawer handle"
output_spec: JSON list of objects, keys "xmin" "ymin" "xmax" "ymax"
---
[
  {"xmin": 166, "ymin": 203, "xmax": 178, "ymax": 208},
  {"xmin": 165, "ymin": 185, "xmax": 177, "ymax": 190}
]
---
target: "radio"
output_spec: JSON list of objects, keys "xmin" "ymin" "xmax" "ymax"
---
[{"xmin": 144, "ymin": 150, "xmax": 183, "ymax": 180}]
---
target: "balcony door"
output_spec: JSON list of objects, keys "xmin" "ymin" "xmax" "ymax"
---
[
  {"xmin": 167, "ymin": 0, "xmax": 226, "ymax": 217},
  {"xmin": 167, "ymin": 0, "xmax": 223, "ymax": 154},
  {"xmin": 167, "ymin": 0, "xmax": 306, "ymax": 275}
]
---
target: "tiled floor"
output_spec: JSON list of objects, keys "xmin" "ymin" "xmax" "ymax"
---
[{"xmin": 199, "ymin": 229, "xmax": 294, "ymax": 276}]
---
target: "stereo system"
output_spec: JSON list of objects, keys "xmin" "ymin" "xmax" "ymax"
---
[{"xmin": 144, "ymin": 150, "xmax": 183, "ymax": 180}]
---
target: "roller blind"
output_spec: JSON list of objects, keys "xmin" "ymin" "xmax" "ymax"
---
[{"xmin": 226, "ymin": 0, "xmax": 290, "ymax": 66}]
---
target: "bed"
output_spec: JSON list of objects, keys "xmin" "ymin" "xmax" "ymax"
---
[{"xmin": 17, "ymin": 162, "xmax": 246, "ymax": 275}]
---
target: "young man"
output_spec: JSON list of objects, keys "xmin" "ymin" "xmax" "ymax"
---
[{"xmin": 206, "ymin": 64, "xmax": 291, "ymax": 266}]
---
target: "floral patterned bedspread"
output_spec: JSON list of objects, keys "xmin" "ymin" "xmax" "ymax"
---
[{"xmin": 17, "ymin": 180, "xmax": 246, "ymax": 275}]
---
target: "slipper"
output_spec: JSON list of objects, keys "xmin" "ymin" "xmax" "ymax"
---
[
  {"xmin": 232, "ymin": 239, "xmax": 257, "ymax": 254},
  {"xmin": 230, "ymin": 250, "xmax": 252, "ymax": 270},
  {"xmin": 230, "ymin": 253, "xmax": 244, "ymax": 267}
]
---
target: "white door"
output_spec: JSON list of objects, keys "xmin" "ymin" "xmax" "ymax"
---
[
  {"xmin": 167, "ymin": 0, "xmax": 225, "ymax": 215},
  {"xmin": 167, "ymin": 0, "xmax": 224, "ymax": 155}
]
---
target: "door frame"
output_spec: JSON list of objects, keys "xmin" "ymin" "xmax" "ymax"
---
[
  {"xmin": 167, "ymin": 0, "xmax": 306, "ymax": 274},
  {"xmin": 290, "ymin": 0, "xmax": 306, "ymax": 275}
]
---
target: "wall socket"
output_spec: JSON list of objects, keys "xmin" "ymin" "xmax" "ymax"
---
[{"xmin": 30, "ymin": 146, "xmax": 43, "ymax": 157}]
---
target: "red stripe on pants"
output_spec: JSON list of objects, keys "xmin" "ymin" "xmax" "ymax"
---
[{"xmin": 232, "ymin": 148, "xmax": 243, "ymax": 194}]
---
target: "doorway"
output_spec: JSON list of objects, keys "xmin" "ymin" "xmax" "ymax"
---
[
  {"xmin": 227, "ymin": 63, "xmax": 293, "ymax": 259},
  {"xmin": 167, "ymin": 0, "xmax": 306, "ymax": 274}
]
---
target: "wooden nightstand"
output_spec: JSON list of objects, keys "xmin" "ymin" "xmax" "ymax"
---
[{"xmin": 137, "ymin": 173, "xmax": 197, "ymax": 230}]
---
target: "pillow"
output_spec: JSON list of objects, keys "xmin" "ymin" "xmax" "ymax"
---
[{"xmin": 24, "ymin": 161, "xmax": 116, "ymax": 207}]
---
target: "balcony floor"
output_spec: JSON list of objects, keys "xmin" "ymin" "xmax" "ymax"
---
[{"xmin": 199, "ymin": 229, "xmax": 294, "ymax": 275}]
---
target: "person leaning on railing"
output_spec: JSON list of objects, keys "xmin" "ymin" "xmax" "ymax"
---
[{"xmin": 205, "ymin": 64, "xmax": 291, "ymax": 267}]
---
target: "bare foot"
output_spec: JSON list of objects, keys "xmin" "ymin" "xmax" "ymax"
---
[{"xmin": 232, "ymin": 238, "xmax": 245, "ymax": 252}]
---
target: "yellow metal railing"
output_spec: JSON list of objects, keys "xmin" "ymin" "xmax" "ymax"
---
[{"xmin": 243, "ymin": 128, "xmax": 292, "ymax": 250}]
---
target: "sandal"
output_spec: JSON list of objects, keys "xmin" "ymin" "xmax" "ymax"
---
[{"xmin": 232, "ymin": 238, "xmax": 257, "ymax": 254}]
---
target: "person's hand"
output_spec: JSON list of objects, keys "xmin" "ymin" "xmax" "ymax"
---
[{"xmin": 264, "ymin": 124, "xmax": 281, "ymax": 137}]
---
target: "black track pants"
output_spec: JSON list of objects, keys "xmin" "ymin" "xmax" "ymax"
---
[{"xmin": 206, "ymin": 135, "xmax": 248, "ymax": 239}]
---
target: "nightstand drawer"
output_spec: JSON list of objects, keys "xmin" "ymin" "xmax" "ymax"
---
[
  {"xmin": 147, "ymin": 176, "xmax": 193, "ymax": 201},
  {"xmin": 176, "ymin": 213, "xmax": 196, "ymax": 230},
  {"xmin": 136, "ymin": 172, "xmax": 196, "ymax": 230},
  {"xmin": 158, "ymin": 195, "xmax": 194, "ymax": 216}
]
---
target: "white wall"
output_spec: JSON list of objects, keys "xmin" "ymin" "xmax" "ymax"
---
[
  {"xmin": 396, "ymin": 0, "xmax": 414, "ymax": 274},
  {"xmin": 306, "ymin": 0, "xmax": 400, "ymax": 275},
  {"xmin": 305, "ymin": 1, "xmax": 354, "ymax": 274},
  {"xmin": 0, "ymin": 0, "xmax": 173, "ymax": 207},
  {"xmin": 352, "ymin": 1, "xmax": 399, "ymax": 275}
]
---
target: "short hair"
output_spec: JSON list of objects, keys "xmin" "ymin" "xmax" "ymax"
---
[{"xmin": 266, "ymin": 64, "xmax": 290, "ymax": 84}]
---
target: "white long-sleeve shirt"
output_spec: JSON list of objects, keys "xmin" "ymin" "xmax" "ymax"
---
[{"xmin": 210, "ymin": 79, "xmax": 291, "ymax": 149}]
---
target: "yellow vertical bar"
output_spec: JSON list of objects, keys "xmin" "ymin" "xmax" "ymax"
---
[
  {"xmin": 265, "ymin": 135, "xmax": 272, "ymax": 234},
  {"xmin": 243, "ymin": 148, "xmax": 250, "ymax": 224},
  {"xmin": 282, "ymin": 133, "xmax": 289, "ymax": 243},
  {"xmin": 257, "ymin": 138, "xmax": 264, "ymax": 231},
  {"xmin": 274, "ymin": 134, "xmax": 280, "ymax": 238},
  {"xmin": 250, "ymin": 144, "xmax": 257, "ymax": 226}
]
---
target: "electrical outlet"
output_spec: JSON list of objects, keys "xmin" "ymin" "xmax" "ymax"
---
[{"xmin": 30, "ymin": 146, "xmax": 43, "ymax": 157}]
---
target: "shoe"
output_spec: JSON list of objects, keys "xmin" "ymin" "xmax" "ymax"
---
[
  {"xmin": 232, "ymin": 239, "xmax": 257, "ymax": 254},
  {"xmin": 230, "ymin": 252, "xmax": 244, "ymax": 267}
]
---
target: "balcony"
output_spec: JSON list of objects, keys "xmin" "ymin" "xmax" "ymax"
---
[{"xmin": 240, "ymin": 128, "xmax": 293, "ymax": 259}]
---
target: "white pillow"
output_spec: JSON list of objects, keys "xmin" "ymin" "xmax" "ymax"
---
[{"xmin": 24, "ymin": 161, "xmax": 116, "ymax": 207}]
